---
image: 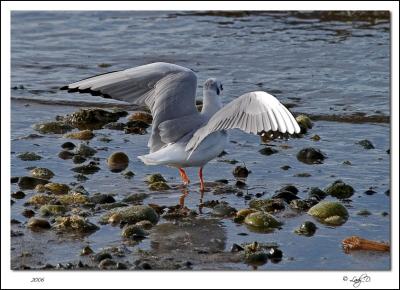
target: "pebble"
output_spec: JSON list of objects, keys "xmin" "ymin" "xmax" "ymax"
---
[
  {"xmin": 61, "ymin": 142, "xmax": 76, "ymax": 150},
  {"xmin": 27, "ymin": 218, "xmax": 51, "ymax": 230},
  {"xmin": 232, "ymin": 166, "xmax": 250, "ymax": 178}
]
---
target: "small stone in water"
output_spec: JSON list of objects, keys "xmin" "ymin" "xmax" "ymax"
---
[
  {"xmin": 308, "ymin": 187, "xmax": 327, "ymax": 201},
  {"xmin": 80, "ymin": 246, "xmax": 94, "ymax": 256},
  {"xmin": 107, "ymin": 152, "xmax": 129, "ymax": 173},
  {"xmin": 44, "ymin": 183, "xmax": 70, "ymax": 195},
  {"xmin": 18, "ymin": 176, "xmax": 49, "ymax": 190},
  {"xmin": 356, "ymin": 139, "xmax": 375, "ymax": 149},
  {"xmin": 72, "ymin": 155, "xmax": 86, "ymax": 164},
  {"xmin": 342, "ymin": 160, "xmax": 352, "ymax": 165},
  {"xmin": 148, "ymin": 181, "xmax": 170, "ymax": 191},
  {"xmin": 58, "ymin": 150, "xmax": 75, "ymax": 160},
  {"xmin": 230, "ymin": 243, "xmax": 244, "ymax": 252},
  {"xmin": 71, "ymin": 162, "xmax": 100, "ymax": 175},
  {"xmin": 146, "ymin": 173, "xmax": 166, "ymax": 184},
  {"xmin": 74, "ymin": 144, "xmax": 97, "ymax": 157},
  {"xmin": 325, "ymin": 180, "xmax": 354, "ymax": 199},
  {"xmin": 211, "ymin": 203, "xmax": 237, "ymax": 217},
  {"xmin": 296, "ymin": 114, "xmax": 313, "ymax": 134},
  {"xmin": 122, "ymin": 170, "xmax": 135, "ymax": 179},
  {"xmin": 357, "ymin": 210, "xmax": 372, "ymax": 216},
  {"xmin": 30, "ymin": 167, "xmax": 54, "ymax": 180},
  {"xmin": 235, "ymin": 180, "xmax": 246, "ymax": 188},
  {"xmin": 364, "ymin": 189, "xmax": 376, "ymax": 195},
  {"xmin": 259, "ymin": 147, "xmax": 278, "ymax": 156},
  {"xmin": 294, "ymin": 221, "xmax": 317, "ymax": 236},
  {"xmin": 39, "ymin": 205, "xmax": 67, "ymax": 216},
  {"xmin": 281, "ymin": 165, "xmax": 291, "ymax": 170},
  {"xmin": 310, "ymin": 134, "xmax": 320, "ymax": 141},
  {"xmin": 61, "ymin": 142, "xmax": 76, "ymax": 150},
  {"xmin": 296, "ymin": 147, "xmax": 326, "ymax": 164},
  {"xmin": 128, "ymin": 111, "xmax": 153, "ymax": 124},
  {"xmin": 308, "ymin": 201, "xmax": 349, "ymax": 225},
  {"xmin": 11, "ymin": 191, "xmax": 25, "ymax": 199},
  {"xmin": 93, "ymin": 252, "xmax": 112, "ymax": 263},
  {"xmin": 33, "ymin": 121, "xmax": 73, "ymax": 134},
  {"xmin": 232, "ymin": 166, "xmax": 250, "ymax": 178},
  {"xmin": 267, "ymin": 248, "xmax": 283, "ymax": 262},
  {"xmin": 279, "ymin": 185, "xmax": 298, "ymax": 195},
  {"xmin": 18, "ymin": 152, "xmax": 42, "ymax": 161},
  {"xmin": 272, "ymin": 191, "xmax": 299, "ymax": 203},
  {"xmin": 121, "ymin": 225, "xmax": 148, "ymax": 239},
  {"xmin": 22, "ymin": 209, "xmax": 35, "ymax": 218},
  {"xmin": 64, "ymin": 130, "xmax": 94, "ymax": 140},
  {"xmin": 90, "ymin": 194, "xmax": 116, "ymax": 204}
]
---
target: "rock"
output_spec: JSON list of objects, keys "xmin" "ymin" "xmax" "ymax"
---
[
  {"xmin": 234, "ymin": 208, "xmax": 258, "ymax": 223},
  {"xmin": 71, "ymin": 162, "xmax": 100, "ymax": 175},
  {"xmin": 271, "ymin": 191, "xmax": 299, "ymax": 203},
  {"xmin": 121, "ymin": 225, "xmax": 148, "ymax": 239},
  {"xmin": 11, "ymin": 176, "xmax": 19, "ymax": 183},
  {"xmin": 93, "ymin": 252, "xmax": 112, "ymax": 262},
  {"xmin": 296, "ymin": 148, "xmax": 326, "ymax": 164},
  {"xmin": 231, "ymin": 243, "xmax": 245, "ymax": 252},
  {"xmin": 364, "ymin": 189, "xmax": 376, "ymax": 195},
  {"xmin": 22, "ymin": 209, "xmax": 35, "ymax": 218},
  {"xmin": 211, "ymin": 203, "xmax": 237, "ymax": 217},
  {"xmin": 26, "ymin": 194, "xmax": 55, "ymax": 206},
  {"xmin": 289, "ymin": 199, "xmax": 318, "ymax": 211},
  {"xmin": 294, "ymin": 172, "xmax": 311, "ymax": 177},
  {"xmin": 235, "ymin": 180, "xmax": 246, "ymax": 188},
  {"xmin": 128, "ymin": 111, "xmax": 153, "ymax": 124},
  {"xmin": 148, "ymin": 181, "xmax": 170, "ymax": 191},
  {"xmin": 162, "ymin": 205, "xmax": 197, "ymax": 220},
  {"xmin": 356, "ymin": 139, "xmax": 375, "ymax": 149},
  {"xmin": 135, "ymin": 220, "xmax": 154, "ymax": 230},
  {"xmin": 74, "ymin": 174, "xmax": 89, "ymax": 182},
  {"xmin": 11, "ymin": 191, "xmax": 25, "ymax": 199},
  {"xmin": 53, "ymin": 215, "xmax": 99, "ymax": 233},
  {"xmin": 72, "ymin": 155, "xmax": 86, "ymax": 164},
  {"xmin": 34, "ymin": 184, "xmax": 47, "ymax": 193},
  {"xmin": 39, "ymin": 205, "xmax": 67, "ymax": 216},
  {"xmin": 146, "ymin": 173, "xmax": 166, "ymax": 184},
  {"xmin": 90, "ymin": 194, "xmax": 116, "ymax": 204},
  {"xmin": 58, "ymin": 150, "xmax": 75, "ymax": 160},
  {"xmin": 244, "ymin": 251, "xmax": 268, "ymax": 266},
  {"xmin": 98, "ymin": 258, "xmax": 116, "ymax": 270},
  {"xmin": 17, "ymin": 152, "xmax": 42, "ymax": 161},
  {"xmin": 74, "ymin": 144, "xmax": 97, "ymax": 157},
  {"xmin": 27, "ymin": 218, "xmax": 51, "ymax": 230},
  {"xmin": 296, "ymin": 114, "xmax": 313, "ymax": 133},
  {"xmin": 310, "ymin": 134, "xmax": 320, "ymax": 141},
  {"xmin": 61, "ymin": 141, "xmax": 76, "ymax": 150},
  {"xmin": 64, "ymin": 130, "xmax": 94, "ymax": 140},
  {"xmin": 259, "ymin": 147, "xmax": 278, "ymax": 156},
  {"xmin": 267, "ymin": 248, "xmax": 283, "ymax": 262},
  {"xmin": 57, "ymin": 194, "xmax": 89, "ymax": 205},
  {"xmin": 122, "ymin": 193, "xmax": 149, "ymax": 203},
  {"xmin": 18, "ymin": 176, "xmax": 49, "ymax": 190},
  {"xmin": 308, "ymin": 201, "xmax": 349, "ymax": 225},
  {"xmin": 100, "ymin": 205, "xmax": 159, "ymax": 225},
  {"xmin": 122, "ymin": 170, "xmax": 135, "ymax": 179},
  {"xmin": 62, "ymin": 108, "xmax": 124, "ymax": 130},
  {"xmin": 342, "ymin": 160, "xmax": 352, "ymax": 165},
  {"xmin": 281, "ymin": 165, "xmax": 291, "ymax": 170},
  {"xmin": 30, "ymin": 167, "xmax": 54, "ymax": 180},
  {"xmin": 356, "ymin": 210, "xmax": 372, "ymax": 216},
  {"xmin": 80, "ymin": 246, "xmax": 94, "ymax": 256},
  {"xmin": 325, "ymin": 180, "xmax": 354, "ymax": 199},
  {"xmin": 244, "ymin": 211, "xmax": 282, "ymax": 231},
  {"xmin": 107, "ymin": 152, "xmax": 129, "ymax": 172},
  {"xmin": 44, "ymin": 183, "xmax": 70, "ymax": 195},
  {"xmin": 279, "ymin": 185, "xmax": 298, "ymax": 195},
  {"xmin": 249, "ymin": 199, "xmax": 285, "ymax": 213},
  {"xmin": 308, "ymin": 187, "xmax": 327, "ymax": 201},
  {"xmin": 232, "ymin": 166, "xmax": 250, "ymax": 178},
  {"xmin": 294, "ymin": 221, "xmax": 317, "ymax": 236},
  {"xmin": 33, "ymin": 121, "xmax": 73, "ymax": 134},
  {"xmin": 104, "ymin": 122, "xmax": 126, "ymax": 130}
]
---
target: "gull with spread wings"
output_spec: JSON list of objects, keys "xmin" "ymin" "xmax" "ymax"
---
[{"xmin": 62, "ymin": 62, "xmax": 300, "ymax": 192}]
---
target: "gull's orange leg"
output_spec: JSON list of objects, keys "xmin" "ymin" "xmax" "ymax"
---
[
  {"xmin": 178, "ymin": 168, "xmax": 190, "ymax": 185},
  {"xmin": 199, "ymin": 167, "xmax": 205, "ymax": 192}
]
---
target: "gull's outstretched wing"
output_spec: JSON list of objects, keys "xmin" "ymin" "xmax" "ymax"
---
[
  {"xmin": 186, "ymin": 91, "xmax": 300, "ymax": 153},
  {"xmin": 61, "ymin": 62, "xmax": 200, "ymax": 152}
]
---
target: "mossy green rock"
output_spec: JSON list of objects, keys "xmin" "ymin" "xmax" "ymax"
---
[
  {"xmin": 244, "ymin": 251, "xmax": 268, "ymax": 266},
  {"xmin": 212, "ymin": 203, "xmax": 237, "ymax": 217},
  {"xmin": 148, "ymin": 181, "xmax": 170, "ymax": 191},
  {"xmin": 100, "ymin": 205, "xmax": 159, "ymax": 225},
  {"xmin": 325, "ymin": 180, "xmax": 354, "ymax": 199},
  {"xmin": 18, "ymin": 152, "xmax": 42, "ymax": 161},
  {"xmin": 33, "ymin": 121, "xmax": 74, "ymax": 134},
  {"xmin": 40, "ymin": 205, "xmax": 67, "ymax": 216},
  {"xmin": 244, "ymin": 211, "xmax": 282, "ymax": 230},
  {"xmin": 249, "ymin": 199, "xmax": 285, "ymax": 213},
  {"xmin": 295, "ymin": 114, "xmax": 313, "ymax": 133},
  {"xmin": 294, "ymin": 221, "xmax": 317, "ymax": 236},
  {"xmin": 307, "ymin": 201, "xmax": 348, "ymax": 225},
  {"xmin": 44, "ymin": 183, "xmax": 70, "ymax": 195},
  {"xmin": 146, "ymin": 173, "xmax": 166, "ymax": 184},
  {"xmin": 53, "ymin": 215, "xmax": 99, "ymax": 233},
  {"xmin": 30, "ymin": 167, "xmax": 54, "ymax": 180}
]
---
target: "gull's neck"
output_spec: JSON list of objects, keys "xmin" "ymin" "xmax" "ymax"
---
[{"xmin": 201, "ymin": 89, "xmax": 222, "ymax": 119}]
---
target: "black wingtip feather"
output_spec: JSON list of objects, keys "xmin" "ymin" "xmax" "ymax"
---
[{"xmin": 60, "ymin": 85, "xmax": 69, "ymax": 90}]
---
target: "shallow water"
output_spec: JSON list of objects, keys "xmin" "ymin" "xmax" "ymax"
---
[{"xmin": 10, "ymin": 11, "xmax": 390, "ymax": 270}]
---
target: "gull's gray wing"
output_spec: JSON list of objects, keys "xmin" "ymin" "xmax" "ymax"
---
[
  {"xmin": 61, "ymin": 62, "xmax": 200, "ymax": 152},
  {"xmin": 186, "ymin": 91, "xmax": 300, "ymax": 153}
]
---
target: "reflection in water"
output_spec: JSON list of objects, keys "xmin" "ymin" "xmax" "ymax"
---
[{"xmin": 179, "ymin": 187, "xmax": 205, "ymax": 214}]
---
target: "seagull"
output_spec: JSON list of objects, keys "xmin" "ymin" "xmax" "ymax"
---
[{"xmin": 62, "ymin": 62, "xmax": 300, "ymax": 192}]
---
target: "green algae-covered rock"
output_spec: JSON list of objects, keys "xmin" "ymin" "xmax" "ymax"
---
[
  {"xmin": 39, "ymin": 205, "xmax": 67, "ymax": 216},
  {"xmin": 148, "ymin": 181, "xmax": 170, "ymax": 191},
  {"xmin": 26, "ymin": 194, "xmax": 55, "ymax": 206},
  {"xmin": 18, "ymin": 176, "xmax": 49, "ymax": 190},
  {"xmin": 307, "ymin": 201, "xmax": 349, "ymax": 225},
  {"xmin": 294, "ymin": 221, "xmax": 317, "ymax": 236},
  {"xmin": 296, "ymin": 114, "xmax": 313, "ymax": 134},
  {"xmin": 146, "ymin": 173, "xmax": 166, "ymax": 184},
  {"xmin": 325, "ymin": 180, "xmax": 354, "ymax": 199},
  {"xmin": 121, "ymin": 224, "xmax": 148, "ymax": 239},
  {"xmin": 44, "ymin": 183, "xmax": 70, "ymax": 195},
  {"xmin": 100, "ymin": 205, "xmax": 159, "ymax": 225},
  {"xmin": 249, "ymin": 198, "xmax": 285, "ymax": 213},
  {"xmin": 33, "ymin": 121, "xmax": 74, "ymax": 134},
  {"xmin": 57, "ymin": 193, "xmax": 89, "ymax": 205},
  {"xmin": 17, "ymin": 152, "xmax": 42, "ymax": 161},
  {"xmin": 244, "ymin": 211, "xmax": 282, "ymax": 231}
]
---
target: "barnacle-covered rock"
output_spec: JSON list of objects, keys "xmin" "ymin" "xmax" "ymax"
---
[
  {"xmin": 62, "ymin": 108, "xmax": 125, "ymax": 130},
  {"xmin": 325, "ymin": 180, "xmax": 354, "ymax": 199},
  {"xmin": 128, "ymin": 111, "xmax": 153, "ymax": 124},
  {"xmin": 146, "ymin": 173, "xmax": 166, "ymax": 184},
  {"xmin": 71, "ymin": 162, "xmax": 100, "ymax": 175},
  {"xmin": 33, "ymin": 121, "xmax": 73, "ymax": 134},
  {"xmin": 39, "ymin": 205, "xmax": 68, "ymax": 216},
  {"xmin": 44, "ymin": 183, "xmax": 70, "ymax": 195},
  {"xmin": 30, "ymin": 167, "xmax": 54, "ymax": 180},
  {"xmin": 53, "ymin": 215, "xmax": 99, "ymax": 234},
  {"xmin": 148, "ymin": 181, "xmax": 170, "ymax": 191},
  {"xmin": 74, "ymin": 144, "xmax": 97, "ymax": 157},
  {"xmin": 57, "ymin": 193, "xmax": 89, "ymax": 205},
  {"xmin": 249, "ymin": 199, "xmax": 285, "ymax": 213},
  {"xmin": 17, "ymin": 152, "xmax": 42, "ymax": 161},
  {"xmin": 26, "ymin": 194, "xmax": 55, "ymax": 206},
  {"xmin": 64, "ymin": 130, "xmax": 94, "ymax": 140},
  {"xmin": 99, "ymin": 205, "xmax": 159, "ymax": 225}
]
